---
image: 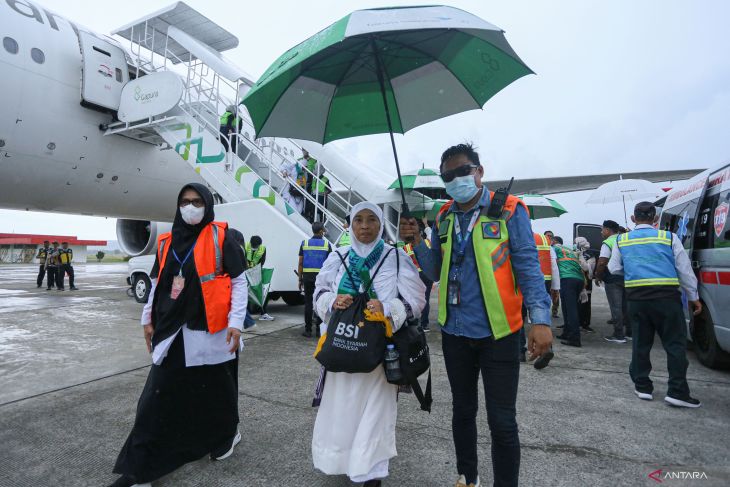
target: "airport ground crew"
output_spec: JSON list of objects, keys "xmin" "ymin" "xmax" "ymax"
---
[
  {"xmin": 554, "ymin": 242, "xmax": 586, "ymax": 347},
  {"xmin": 246, "ymin": 236, "xmax": 273, "ymax": 321},
  {"xmin": 35, "ymin": 240, "xmax": 50, "ymax": 288},
  {"xmin": 300, "ymin": 149, "xmax": 319, "ymax": 221},
  {"xmin": 400, "ymin": 216, "xmax": 434, "ymax": 330},
  {"xmin": 608, "ymin": 202, "xmax": 702, "ymax": 408},
  {"xmin": 298, "ymin": 222, "xmax": 332, "ymax": 337},
  {"xmin": 219, "ymin": 105, "xmax": 241, "ymax": 153},
  {"xmin": 519, "ymin": 232, "xmax": 559, "ymax": 368},
  {"xmin": 46, "ymin": 241, "xmax": 60, "ymax": 291},
  {"xmin": 402, "ymin": 143, "xmax": 552, "ymax": 487},
  {"xmin": 58, "ymin": 242, "xmax": 77, "ymax": 290},
  {"xmin": 595, "ymin": 219, "xmax": 630, "ymax": 343},
  {"xmin": 312, "ymin": 171, "xmax": 331, "ymax": 218},
  {"xmin": 337, "ymin": 215, "xmax": 351, "ymax": 247}
]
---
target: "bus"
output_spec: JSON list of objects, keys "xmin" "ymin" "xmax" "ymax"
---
[{"xmin": 658, "ymin": 162, "xmax": 730, "ymax": 369}]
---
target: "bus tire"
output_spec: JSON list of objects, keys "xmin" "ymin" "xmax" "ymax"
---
[{"xmin": 691, "ymin": 305, "xmax": 730, "ymax": 370}]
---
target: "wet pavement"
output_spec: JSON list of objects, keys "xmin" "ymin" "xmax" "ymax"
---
[{"xmin": 0, "ymin": 263, "xmax": 728, "ymax": 486}]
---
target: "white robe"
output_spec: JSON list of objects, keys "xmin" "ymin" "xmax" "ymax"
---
[{"xmin": 312, "ymin": 245, "xmax": 426, "ymax": 481}]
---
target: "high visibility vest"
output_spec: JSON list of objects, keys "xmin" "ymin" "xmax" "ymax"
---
[
  {"xmin": 435, "ymin": 193, "xmax": 526, "ymax": 340},
  {"xmin": 245, "ymin": 243, "xmax": 266, "ymax": 267},
  {"xmin": 534, "ymin": 233, "xmax": 552, "ymax": 280},
  {"xmin": 403, "ymin": 240, "xmax": 431, "ymax": 272},
  {"xmin": 219, "ymin": 111, "xmax": 239, "ymax": 129},
  {"xmin": 59, "ymin": 248, "xmax": 73, "ymax": 264},
  {"xmin": 302, "ymin": 238, "xmax": 330, "ymax": 273},
  {"xmin": 617, "ymin": 228, "xmax": 679, "ymax": 288},
  {"xmin": 157, "ymin": 222, "xmax": 231, "ymax": 334},
  {"xmin": 37, "ymin": 247, "xmax": 48, "ymax": 262},
  {"xmin": 337, "ymin": 231, "xmax": 351, "ymax": 247},
  {"xmin": 554, "ymin": 245, "xmax": 584, "ymax": 281},
  {"xmin": 604, "ymin": 234, "xmax": 617, "ymax": 250},
  {"xmin": 314, "ymin": 176, "xmax": 330, "ymax": 194}
]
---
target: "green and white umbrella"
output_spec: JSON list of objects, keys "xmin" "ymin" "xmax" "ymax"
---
[
  {"xmin": 242, "ymin": 5, "xmax": 532, "ymax": 212},
  {"xmin": 410, "ymin": 198, "xmax": 449, "ymax": 220},
  {"xmin": 518, "ymin": 194, "xmax": 568, "ymax": 220},
  {"xmin": 245, "ymin": 265, "xmax": 274, "ymax": 308},
  {"xmin": 388, "ymin": 168, "xmax": 444, "ymax": 191}
]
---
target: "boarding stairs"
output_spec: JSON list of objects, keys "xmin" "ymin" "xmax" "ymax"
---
[{"xmin": 102, "ymin": 5, "xmax": 367, "ymax": 243}]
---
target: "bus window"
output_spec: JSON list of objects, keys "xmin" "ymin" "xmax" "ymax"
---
[
  {"xmin": 694, "ymin": 195, "xmax": 715, "ymax": 250},
  {"xmin": 660, "ymin": 197, "xmax": 700, "ymax": 250},
  {"xmin": 713, "ymin": 190, "xmax": 730, "ymax": 248}
]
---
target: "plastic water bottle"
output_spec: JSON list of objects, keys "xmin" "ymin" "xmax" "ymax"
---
[{"xmin": 384, "ymin": 344, "xmax": 403, "ymax": 383}]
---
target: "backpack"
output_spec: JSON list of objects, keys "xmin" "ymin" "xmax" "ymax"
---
[{"xmin": 387, "ymin": 250, "xmax": 433, "ymax": 412}]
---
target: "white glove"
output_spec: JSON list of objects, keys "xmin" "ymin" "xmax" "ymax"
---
[{"xmin": 579, "ymin": 290, "xmax": 589, "ymax": 304}]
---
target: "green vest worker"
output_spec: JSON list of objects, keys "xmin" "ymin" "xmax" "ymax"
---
[
  {"xmin": 337, "ymin": 215, "xmax": 351, "ymax": 247},
  {"xmin": 298, "ymin": 222, "xmax": 332, "ymax": 337},
  {"xmin": 553, "ymin": 244, "xmax": 586, "ymax": 347},
  {"xmin": 595, "ymin": 219, "xmax": 629, "ymax": 342},
  {"xmin": 399, "ymin": 143, "xmax": 553, "ymax": 487},
  {"xmin": 245, "ymin": 237, "xmax": 266, "ymax": 267},
  {"xmin": 608, "ymin": 201, "xmax": 702, "ymax": 408}
]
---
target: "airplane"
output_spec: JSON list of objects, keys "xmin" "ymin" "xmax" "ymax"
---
[{"xmin": 0, "ymin": 0, "xmax": 705, "ymax": 301}]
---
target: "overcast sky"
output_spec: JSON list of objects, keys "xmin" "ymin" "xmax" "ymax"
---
[{"xmin": 1, "ymin": 0, "xmax": 729, "ymax": 241}]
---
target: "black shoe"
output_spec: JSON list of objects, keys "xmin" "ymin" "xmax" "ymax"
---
[
  {"xmin": 607, "ymin": 319, "xmax": 617, "ymax": 325},
  {"xmin": 362, "ymin": 480, "xmax": 382, "ymax": 487},
  {"xmin": 555, "ymin": 334, "xmax": 566, "ymax": 340},
  {"xmin": 210, "ymin": 431, "xmax": 241, "ymax": 460},
  {"xmin": 301, "ymin": 330, "xmax": 312, "ymax": 338},
  {"xmin": 604, "ymin": 335, "xmax": 627, "ymax": 344},
  {"xmin": 560, "ymin": 340, "xmax": 581, "ymax": 347},
  {"xmin": 46, "ymin": 288, "xmax": 52, "ymax": 291},
  {"xmin": 664, "ymin": 395, "xmax": 701, "ymax": 408},
  {"xmin": 581, "ymin": 326, "xmax": 595, "ymax": 333},
  {"xmin": 37, "ymin": 285, "xmax": 42, "ymax": 288},
  {"xmin": 534, "ymin": 351, "xmax": 554, "ymax": 369},
  {"xmin": 70, "ymin": 286, "xmax": 78, "ymax": 290},
  {"xmin": 519, "ymin": 352, "xmax": 526, "ymax": 363}
]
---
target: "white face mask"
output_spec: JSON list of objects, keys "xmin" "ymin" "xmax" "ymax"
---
[{"xmin": 180, "ymin": 204, "xmax": 205, "ymax": 225}]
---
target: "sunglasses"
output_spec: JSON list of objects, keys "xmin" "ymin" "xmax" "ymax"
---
[
  {"xmin": 179, "ymin": 198, "xmax": 205, "ymax": 208},
  {"xmin": 440, "ymin": 164, "xmax": 478, "ymax": 183}
]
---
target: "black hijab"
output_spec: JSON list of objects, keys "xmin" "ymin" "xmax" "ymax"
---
[{"xmin": 150, "ymin": 183, "xmax": 244, "ymax": 346}]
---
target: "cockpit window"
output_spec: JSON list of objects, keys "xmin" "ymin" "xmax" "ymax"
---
[
  {"xmin": 3, "ymin": 37, "xmax": 19, "ymax": 54},
  {"xmin": 31, "ymin": 47, "xmax": 45, "ymax": 64}
]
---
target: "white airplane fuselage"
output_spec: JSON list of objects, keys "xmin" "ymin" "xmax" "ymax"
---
[{"xmin": 0, "ymin": 0, "xmax": 200, "ymax": 222}]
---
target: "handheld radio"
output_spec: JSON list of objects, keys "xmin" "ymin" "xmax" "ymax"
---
[{"xmin": 487, "ymin": 177, "xmax": 515, "ymax": 219}]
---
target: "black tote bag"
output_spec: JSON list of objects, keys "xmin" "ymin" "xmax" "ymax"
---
[{"xmin": 314, "ymin": 249, "xmax": 393, "ymax": 373}]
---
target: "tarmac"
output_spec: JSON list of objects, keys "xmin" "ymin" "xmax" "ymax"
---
[{"xmin": 0, "ymin": 263, "xmax": 729, "ymax": 487}]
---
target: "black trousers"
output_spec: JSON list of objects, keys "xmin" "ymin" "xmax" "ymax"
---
[
  {"xmin": 442, "ymin": 331, "xmax": 520, "ymax": 487},
  {"xmin": 560, "ymin": 278, "xmax": 583, "ymax": 343},
  {"xmin": 45, "ymin": 266, "xmax": 57, "ymax": 289},
  {"xmin": 36, "ymin": 265, "xmax": 46, "ymax": 287},
  {"xmin": 628, "ymin": 298, "xmax": 690, "ymax": 399},
  {"xmin": 59, "ymin": 264, "xmax": 74, "ymax": 288},
  {"xmin": 302, "ymin": 275, "xmax": 320, "ymax": 334},
  {"xmin": 579, "ymin": 279, "xmax": 592, "ymax": 327}
]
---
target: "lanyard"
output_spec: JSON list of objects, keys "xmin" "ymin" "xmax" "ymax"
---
[
  {"xmin": 452, "ymin": 210, "xmax": 480, "ymax": 262},
  {"xmin": 172, "ymin": 244, "xmax": 196, "ymax": 277}
]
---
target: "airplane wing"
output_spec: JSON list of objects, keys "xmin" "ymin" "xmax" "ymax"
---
[{"xmin": 485, "ymin": 168, "xmax": 705, "ymax": 195}]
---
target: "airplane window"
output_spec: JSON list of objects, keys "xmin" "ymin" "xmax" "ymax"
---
[
  {"xmin": 3, "ymin": 37, "xmax": 18, "ymax": 54},
  {"xmin": 115, "ymin": 68, "xmax": 123, "ymax": 82},
  {"xmin": 31, "ymin": 47, "xmax": 45, "ymax": 64}
]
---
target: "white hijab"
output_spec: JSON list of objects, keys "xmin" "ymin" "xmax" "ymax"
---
[{"xmin": 348, "ymin": 201, "xmax": 385, "ymax": 258}]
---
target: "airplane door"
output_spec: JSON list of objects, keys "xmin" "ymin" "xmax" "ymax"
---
[{"xmin": 78, "ymin": 31, "xmax": 128, "ymax": 111}]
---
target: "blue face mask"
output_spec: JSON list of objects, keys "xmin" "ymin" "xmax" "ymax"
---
[{"xmin": 445, "ymin": 175, "xmax": 480, "ymax": 203}]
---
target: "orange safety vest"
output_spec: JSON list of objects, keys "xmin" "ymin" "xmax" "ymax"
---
[
  {"xmin": 435, "ymin": 193, "xmax": 526, "ymax": 339},
  {"xmin": 156, "ymin": 222, "xmax": 231, "ymax": 334},
  {"xmin": 534, "ymin": 233, "xmax": 552, "ymax": 280}
]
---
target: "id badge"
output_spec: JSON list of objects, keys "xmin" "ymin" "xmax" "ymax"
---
[
  {"xmin": 170, "ymin": 275, "xmax": 185, "ymax": 300},
  {"xmin": 447, "ymin": 280, "xmax": 460, "ymax": 305}
]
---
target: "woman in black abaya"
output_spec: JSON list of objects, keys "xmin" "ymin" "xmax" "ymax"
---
[{"xmin": 109, "ymin": 183, "xmax": 247, "ymax": 487}]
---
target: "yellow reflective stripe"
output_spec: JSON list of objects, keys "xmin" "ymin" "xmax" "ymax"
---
[
  {"xmin": 625, "ymin": 278, "xmax": 680, "ymax": 288},
  {"xmin": 302, "ymin": 268, "xmax": 322, "ymax": 272},
  {"xmin": 302, "ymin": 244, "xmax": 329, "ymax": 251},
  {"xmin": 536, "ymin": 244, "xmax": 551, "ymax": 251},
  {"xmin": 544, "ymin": 275, "xmax": 552, "ymax": 280},
  {"xmin": 619, "ymin": 238, "xmax": 671, "ymax": 247}
]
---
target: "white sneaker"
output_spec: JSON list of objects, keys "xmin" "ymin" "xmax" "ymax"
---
[
  {"xmin": 634, "ymin": 390, "xmax": 653, "ymax": 401},
  {"xmin": 259, "ymin": 313, "xmax": 275, "ymax": 321},
  {"xmin": 455, "ymin": 474, "xmax": 480, "ymax": 487},
  {"xmin": 212, "ymin": 430, "xmax": 241, "ymax": 460},
  {"xmin": 664, "ymin": 395, "xmax": 701, "ymax": 408}
]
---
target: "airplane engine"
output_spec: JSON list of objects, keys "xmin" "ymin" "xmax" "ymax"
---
[{"xmin": 116, "ymin": 219, "xmax": 172, "ymax": 257}]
